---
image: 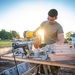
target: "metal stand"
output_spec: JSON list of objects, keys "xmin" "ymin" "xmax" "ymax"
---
[{"xmin": 12, "ymin": 48, "xmax": 19, "ymax": 75}]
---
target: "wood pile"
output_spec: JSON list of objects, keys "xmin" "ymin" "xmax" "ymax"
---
[{"xmin": 48, "ymin": 44, "xmax": 75, "ymax": 61}]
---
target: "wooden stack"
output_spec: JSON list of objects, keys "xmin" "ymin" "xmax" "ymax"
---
[{"xmin": 48, "ymin": 44, "xmax": 75, "ymax": 61}]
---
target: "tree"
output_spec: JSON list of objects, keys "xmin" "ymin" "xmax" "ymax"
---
[
  {"xmin": 66, "ymin": 31, "xmax": 72, "ymax": 40},
  {"xmin": 66, "ymin": 31, "xmax": 75, "ymax": 41},
  {"xmin": 0, "ymin": 29, "xmax": 20, "ymax": 40},
  {"xmin": 5, "ymin": 32, "xmax": 12, "ymax": 39},
  {"xmin": 10, "ymin": 30, "xmax": 20, "ymax": 38},
  {"xmin": 0, "ymin": 29, "xmax": 6, "ymax": 39}
]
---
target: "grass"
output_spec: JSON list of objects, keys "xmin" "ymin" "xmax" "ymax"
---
[{"xmin": 0, "ymin": 40, "xmax": 13, "ymax": 48}]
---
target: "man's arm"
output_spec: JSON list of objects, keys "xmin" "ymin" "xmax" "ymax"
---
[
  {"xmin": 33, "ymin": 26, "xmax": 40, "ymax": 37},
  {"xmin": 56, "ymin": 33, "xmax": 65, "ymax": 44}
]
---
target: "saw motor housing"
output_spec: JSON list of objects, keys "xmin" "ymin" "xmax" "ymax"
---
[{"xmin": 12, "ymin": 41, "xmax": 33, "ymax": 56}]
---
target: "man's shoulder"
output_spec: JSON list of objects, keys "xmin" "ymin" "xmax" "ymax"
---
[
  {"xmin": 41, "ymin": 21, "xmax": 48, "ymax": 24},
  {"xmin": 40, "ymin": 21, "xmax": 48, "ymax": 27},
  {"xmin": 55, "ymin": 22, "xmax": 62, "ymax": 28},
  {"xmin": 55, "ymin": 22, "xmax": 64, "ymax": 33}
]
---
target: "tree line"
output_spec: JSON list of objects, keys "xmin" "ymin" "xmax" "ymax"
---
[
  {"xmin": 0, "ymin": 29, "xmax": 75, "ymax": 41},
  {"xmin": 0, "ymin": 29, "xmax": 20, "ymax": 40},
  {"xmin": 66, "ymin": 31, "xmax": 75, "ymax": 41}
]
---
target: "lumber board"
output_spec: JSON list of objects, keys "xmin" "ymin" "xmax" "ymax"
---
[
  {"xmin": 1, "ymin": 56, "xmax": 75, "ymax": 68},
  {"xmin": 53, "ymin": 44, "xmax": 75, "ymax": 54},
  {"xmin": 48, "ymin": 54, "xmax": 75, "ymax": 61}
]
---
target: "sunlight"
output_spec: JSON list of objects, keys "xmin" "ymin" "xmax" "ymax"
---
[{"xmin": 38, "ymin": 29, "xmax": 44, "ymax": 42}]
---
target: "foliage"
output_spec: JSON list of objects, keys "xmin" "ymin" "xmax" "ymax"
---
[
  {"xmin": 10, "ymin": 30, "xmax": 20, "ymax": 38},
  {"xmin": 0, "ymin": 29, "xmax": 20, "ymax": 40},
  {"xmin": 66, "ymin": 31, "xmax": 75, "ymax": 41}
]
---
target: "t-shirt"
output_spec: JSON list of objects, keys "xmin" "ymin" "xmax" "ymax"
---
[{"xmin": 34, "ymin": 21, "xmax": 64, "ymax": 44}]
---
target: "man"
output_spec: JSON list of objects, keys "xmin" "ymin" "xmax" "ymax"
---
[{"xmin": 34, "ymin": 9, "xmax": 64, "ymax": 75}]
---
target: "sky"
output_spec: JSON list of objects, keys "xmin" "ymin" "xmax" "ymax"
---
[{"xmin": 0, "ymin": 0, "xmax": 75, "ymax": 37}]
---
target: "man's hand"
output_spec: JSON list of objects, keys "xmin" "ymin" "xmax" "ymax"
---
[
  {"xmin": 33, "ymin": 37, "xmax": 41, "ymax": 48},
  {"xmin": 39, "ymin": 44, "xmax": 46, "ymax": 48}
]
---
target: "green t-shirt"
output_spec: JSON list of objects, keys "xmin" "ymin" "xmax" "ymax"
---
[{"xmin": 35, "ymin": 21, "xmax": 64, "ymax": 44}]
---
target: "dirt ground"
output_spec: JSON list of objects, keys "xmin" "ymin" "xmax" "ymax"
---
[
  {"xmin": 0, "ymin": 59, "xmax": 75, "ymax": 75},
  {"xmin": 0, "ymin": 59, "xmax": 23, "ymax": 72}
]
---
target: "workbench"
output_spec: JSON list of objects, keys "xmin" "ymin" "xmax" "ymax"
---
[{"xmin": 1, "ymin": 44, "xmax": 75, "ymax": 75}]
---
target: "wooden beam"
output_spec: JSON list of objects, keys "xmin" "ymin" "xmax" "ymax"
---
[
  {"xmin": 48, "ymin": 54, "xmax": 75, "ymax": 61},
  {"xmin": 1, "ymin": 56, "xmax": 75, "ymax": 68}
]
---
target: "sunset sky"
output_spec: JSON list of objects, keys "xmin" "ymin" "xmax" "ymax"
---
[{"xmin": 0, "ymin": 0, "xmax": 75, "ymax": 37}]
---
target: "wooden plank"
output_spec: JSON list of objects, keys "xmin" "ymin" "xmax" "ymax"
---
[
  {"xmin": 48, "ymin": 54, "xmax": 75, "ymax": 61},
  {"xmin": 43, "ymin": 65, "xmax": 48, "ymax": 75},
  {"xmin": 22, "ymin": 65, "xmax": 38, "ymax": 75},
  {"xmin": 1, "ymin": 56, "xmax": 75, "ymax": 68},
  {"xmin": 55, "ymin": 51, "xmax": 75, "ymax": 54},
  {"xmin": 53, "ymin": 44, "xmax": 75, "ymax": 54}
]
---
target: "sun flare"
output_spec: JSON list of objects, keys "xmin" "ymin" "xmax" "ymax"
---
[{"xmin": 38, "ymin": 30, "xmax": 44, "ymax": 42}]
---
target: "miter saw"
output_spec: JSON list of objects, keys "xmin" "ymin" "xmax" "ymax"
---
[{"xmin": 12, "ymin": 31, "xmax": 35, "ymax": 57}]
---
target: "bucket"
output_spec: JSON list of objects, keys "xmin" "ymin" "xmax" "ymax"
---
[{"xmin": 72, "ymin": 36, "xmax": 75, "ymax": 44}]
